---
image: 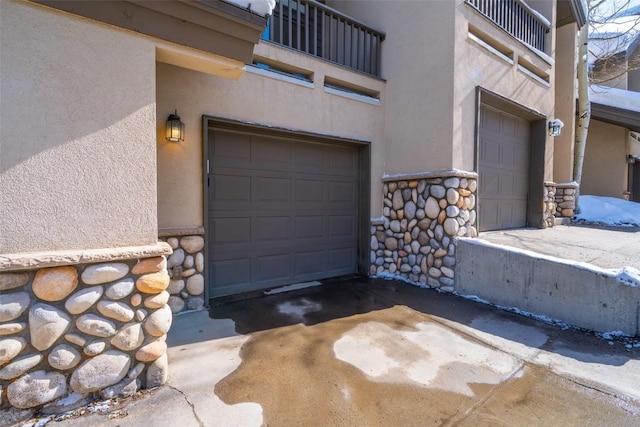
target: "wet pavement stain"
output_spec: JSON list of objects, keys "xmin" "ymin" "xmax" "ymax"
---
[
  {"xmin": 215, "ymin": 304, "xmax": 509, "ymax": 426},
  {"xmin": 210, "ymin": 280, "xmax": 640, "ymax": 426}
]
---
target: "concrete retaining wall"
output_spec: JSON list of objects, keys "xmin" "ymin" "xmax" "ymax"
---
[{"xmin": 455, "ymin": 238, "xmax": 640, "ymax": 336}]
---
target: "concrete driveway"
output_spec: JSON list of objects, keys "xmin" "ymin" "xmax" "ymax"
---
[
  {"xmin": 38, "ymin": 277, "xmax": 640, "ymax": 426},
  {"xmin": 479, "ymin": 224, "xmax": 640, "ymax": 270}
]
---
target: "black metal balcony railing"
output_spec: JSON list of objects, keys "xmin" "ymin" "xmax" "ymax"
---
[
  {"xmin": 466, "ymin": 0, "xmax": 550, "ymax": 53},
  {"xmin": 263, "ymin": 0, "xmax": 385, "ymax": 77}
]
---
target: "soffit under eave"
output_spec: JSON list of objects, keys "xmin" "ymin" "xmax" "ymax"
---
[
  {"xmin": 31, "ymin": 0, "xmax": 268, "ymax": 65},
  {"xmin": 556, "ymin": 0, "xmax": 587, "ymax": 28},
  {"xmin": 591, "ymin": 104, "xmax": 640, "ymax": 132}
]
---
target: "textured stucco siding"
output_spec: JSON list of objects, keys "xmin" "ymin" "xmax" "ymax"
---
[{"xmin": 0, "ymin": 0, "xmax": 158, "ymax": 254}]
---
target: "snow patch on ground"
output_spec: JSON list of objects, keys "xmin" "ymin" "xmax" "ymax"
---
[
  {"xmin": 575, "ymin": 195, "xmax": 640, "ymax": 227},
  {"xmin": 277, "ymin": 298, "xmax": 322, "ymax": 319},
  {"xmin": 334, "ymin": 321, "xmax": 520, "ymax": 396}
]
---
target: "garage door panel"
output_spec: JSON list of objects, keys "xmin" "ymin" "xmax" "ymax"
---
[
  {"xmin": 329, "ymin": 181, "xmax": 355, "ymax": 204},
  {"xmin": 479, "ymin": 105, "xmax": 530, "ymax": 231},
  {"xmin": 256, "ymin": 254, "xmax": 291, "ymax": 282},
  {"xmin": 255, "ymin": 176, "xmax": 291, "ymax": 203},
  {"xmin": 253, "ymin": 137, "xmax": 292, "ymax": 169},
  {"xmin": 213, "ymin": 218, "xmax": 251, "ymax": 243},
  {"xmin": 295, "ymin": 251, "xmax": 327, "ymax": 276},
  {"xmin": 209, "ymin": 129, "xmax": 360, "ymax": 297},
  {"xmin": 295, "ymin": 179, "xmax": 325, "ymax": 202},
  {"xmin": 295, "ymin": 143, "xmax": 326, "ymax": 171},
  {"xmin": 329, "ymin": 248, "xmax": 356, "ymax": 271},
  {"xmin": 329, "ymin": 147, "xmax": 357, "ymax": 175},
  {"xmin": 211, "ymin": 131, "xmax": 251, "ymax": 168},
  {"xmin": 255, "ymin": 216, "xmax": 291, "ymax": 242},
  {"xmin": 329, "ymin": 215, "xmax": 354, "ymax": 237},
  {"xmin": 295, "ymin": 216, "xmax": 325, "ymax": 239},
  {"xmin": 213, "ymin": 259, "xmax": 252, "ymax": 287},
  {"xmin": 213, "ymin": 175, "xmax": 251, "ymax": 202}
]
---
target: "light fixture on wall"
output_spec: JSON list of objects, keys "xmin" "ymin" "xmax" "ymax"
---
[
  {"xmin": 166, "ymin": 110, "xmax": 185, "ymax": 142},
  {"xmin": 548, "ymin": 119, "xmax": 564, "ymax": 137},
  {"xmin": 627, "ymin": 155, "xmax": 637, "ymax": 164}
]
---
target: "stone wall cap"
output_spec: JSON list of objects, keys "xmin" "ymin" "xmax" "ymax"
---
[
  {"xmin": 544, "ymin": 181, "xmax": 557, "ymax": 186},
  {"xmin": 370, "ymin": 218, "xmax": 385, "ymax": 226},
  {"xmin": 158, "ymin": 227, "xmax": 205, "ymax": 238},
  {"xmin": 382, "ymin": 169, "xmax": 478, "ymax": 182},
  {"xmin": 0, "ymin": 243, "xmax": 173, "ymax": 272},
  {"xmin": 556, "ymin": 181, "xmax": 579, "ymax": 188}
]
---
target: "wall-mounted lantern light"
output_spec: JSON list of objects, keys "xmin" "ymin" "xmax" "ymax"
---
[
  {"xmin": 627, "ymin": 155, "xmax": 637, "ymax": 164},
  {"xmin": 166, "ymin": 110, "xmax": 184, "ymax": 142},
  {"xmin": 548, "ymin": 119, "xmax": 564, "ymax": 137}
]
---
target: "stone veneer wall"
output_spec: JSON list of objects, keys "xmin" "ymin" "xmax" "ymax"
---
[
  {"xmin": 543, "ymin": 181, "xmax": 557, "ymax": 228},
  {"xmin": 370, "ymin": 171, "xmax": 478, "ymax": 292},
  {"xmin": 159, "ymin": 230, "xmax": 205, "ymax": 314},
  {"xmin": 0, "ymin": 244, "xmax": 172, "ymax": 411},
  {"xmin": 555, "ymin": 182, "xmax": 578, "ymax": 218}
]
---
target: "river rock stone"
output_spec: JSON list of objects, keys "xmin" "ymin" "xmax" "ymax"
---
[
  {"xmin": 136, "ymin": 272, "xmax": 170, "ymax": 294},
  {"xmin": 430, "ymin": 185, "xmax": 446, "ymax": 199},
  {"xmin": 70, "ymin": 351, "xmax": 131, "ymax": 393},
  {"xmin": 168, "ymin": 296, "xmax": 185, "ymax": 313},
  {"xmin": 182, "ymin": 268, "xmax": 196, "ymax": 278},
  {"xmin": 144, "ymin": 291, "xmax": 170, "ymax": 309},
  {"xmin": 7, "ymin": 371, "xmax": 67, "ymax": 409},
  {"xmin": 195, "ymin": 253, "xmax": 204, "ymax": 272},
  {"xmin": 187, "ymin": 297, "xmax": 205, "ymax": 311},
  {"xmin": 181, "ymin": 236, "xmax": 204, "ymax": 254},
  {"xmin": 384, "ymin": 237, "xmax": 398, "ymax": 251},
  {"xmin": 76, "ymin": 314, "xmax": 116, "ymax": 337},
  {"xmin": 446, "ymin": 188, "xmax": 460, "ymax": 205},
  {"xmin": 0, "ymin": 337, "xmax": 26, "ymax": 366},
  {"xmin": 146, "ymin": 353, "xmax": 169, "ymax": 388},
  {"xmin": 144, "ymin": 305, "xmax": 172, "ymax": 337},
  {"xmin": 32, "ymin": 266, "xmax": 78, "ymax": 302},
  {"xmin": 29, "ymin": 304, "xmax": 71, "ymax": 351},
  {"xmin": 444, "ymin": 177, "xmax": 460, "ymax": 188},
  {"xmin": 405, "ymin": 201, "xmax": 417, "ymax": 220},
  {"xmin": 83, "ymin": 341, "xmax": 106, "ymax": 356},
  {"xmin": 111, "ymin": 323, "xmax": 145, "ymax": 351},
  {"xmin": 183, "ymin": 255, "xmax": 194, "ymax": 269},
  {"xmin": 64, "ymin": 334, "xmax": 86, "ymax": 347},
  {"xmin": 48, "ymin": 344, "xmax": 81, "ymax": 370},
  {"xmin": 0, "ymin": 292, "xmax": 31, "ymax": 322},
  {"xmin": 446, "ymin": 205, "xmax": 460, "ymax": 217},
  {"xmin": 128, "ymin": 362, "xmax": 145, "ymax": 379},
  {"xmin": 167, "ymin": 279, "xmax": 185, "ymax": 295},
  {"xmin": 105, "ymin": 279, "xmax": 135, "ymax": 300},
  {"xmin": 0, "ymin": 322, "xmax": 26, "ymax": 336},
  {"xmin": 167, "ymin": 237, "xmax": 179, "ymax": 249},
  {"xmin": 130, "ymin": 293, "xmax": 142, "ymax": 307},
  {"xmin": 468, "ymin": 179, "xmax": 477, "ymax": 192},
  {"xmin": 97, "ymin": 301, "xmax": 134, "ymax": 322},
  {"xmin": 100, "ymin": 377, "xmax": 139, "ymax": 399},
  {"xmin": 136, "ymin": 309, "xmax": 148, "ymax": 321},
  {"xmin": 82, "ymin": 263, "xmax": 129, "ymax": 285},
  {"xmin": 65, "ymin": 286, "xmax": 104, "ymax": 315},
  {"xmin": 0, "ymin": 354, "xmax": 42, "ymax": 380},
  {"xmin": 167, "ymin": 249, "xmax": 185, "ymax": 268},
  {"xmin": 186, "ymin": 274, "xmax": 204, "ymax": 296},
  {"xmin": 392, "ymin": 190, "xmax": 403, "ymax": 210},
  {"xmin": 135, "ymin": 339, "xmax": 167, "ymax": 362},
  {"xmin": 425, "ymin": 197, "xmax": 440, "ymax": 219},
  {"xmin": 131, "ymin": 257, "xmax": 166, "ymax": 275},
  {"xmin": 441, "ymin": 266, "xmax": 455, "ymax": 279},
  {"xmin": 0, "ymin": 272, "xmax": 29, "ymax": 291},
  {"xmin": 444, "ymin": 218, "xmax": 460, "ymax": 235}
]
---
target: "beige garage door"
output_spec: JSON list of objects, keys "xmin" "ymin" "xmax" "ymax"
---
[
  {"xmin": 478, "ymin": 105, "xmax": 531, "ymax": 231},
  {"xmin": 208, "ymin": 128, "xmax": 358, "ymax": 297}
]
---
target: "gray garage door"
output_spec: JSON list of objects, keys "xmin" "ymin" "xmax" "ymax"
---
[
  {"xmin": 208, "ymin": 128, "xmax": 358, "ymax": 297},
  {"xmin": 478, "ymin": 105, "xmax": 531, "ymax": 231}
]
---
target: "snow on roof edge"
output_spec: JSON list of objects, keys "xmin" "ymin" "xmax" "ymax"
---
[{"xmin": 224, "ymin": 0, "xmax": 275, "ymax": 17}]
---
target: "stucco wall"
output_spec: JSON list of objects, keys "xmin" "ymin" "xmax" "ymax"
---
[
  {"xmin": 0, "ymin": 0, "xmax": 158, "ymax": 254},
  {"xmin": 156, "ymin": 42, "xmax": 386, "ymax": 228},
  {"xmin": 329, "ymin": 0, "xmax": 456, "ymax": 174},
  {"xmin": 553, "ymin": 23, "xmax": 579, "ymax": 183},
  {"xmin": 582, "ymin": 120, "xmax": 629, "ymax": 198}
]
